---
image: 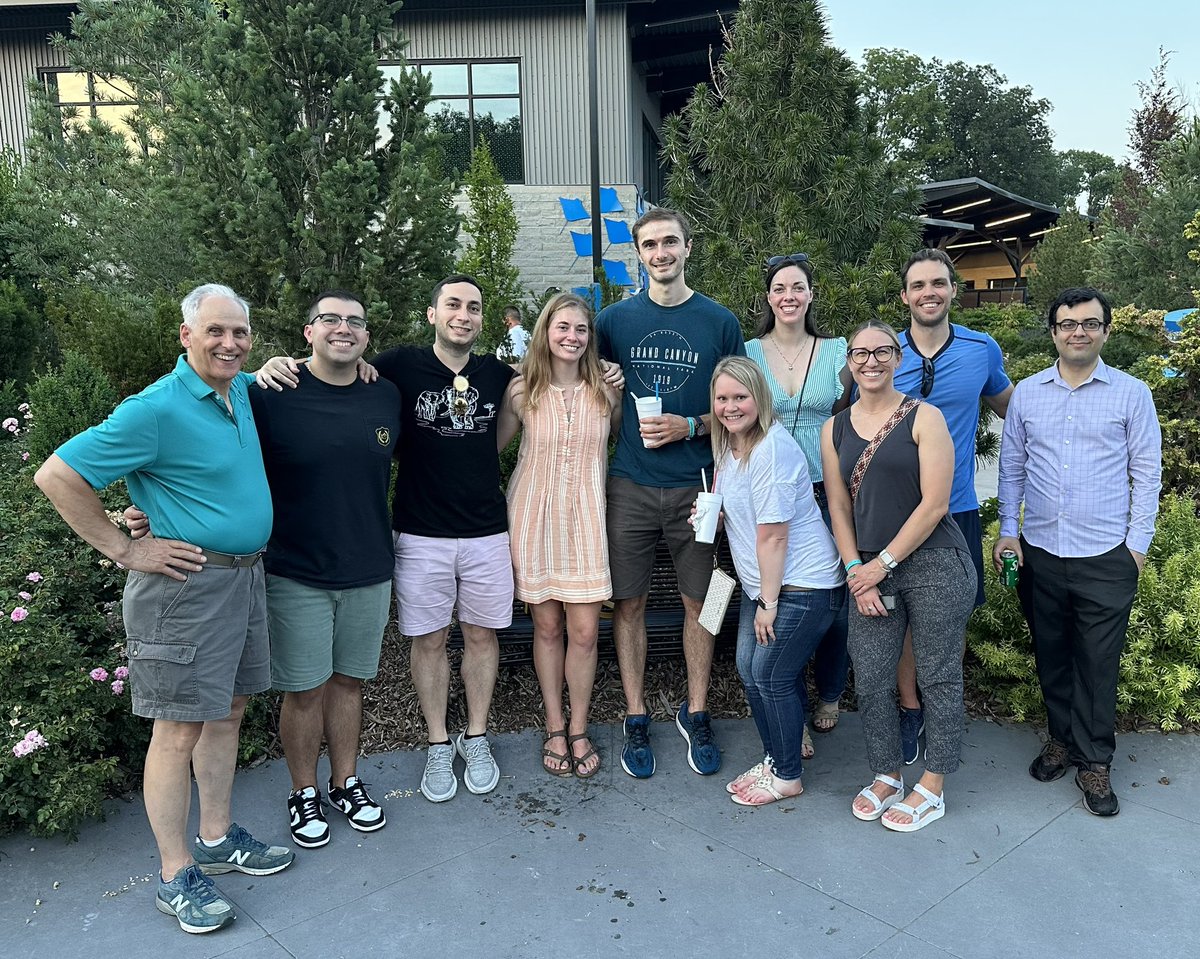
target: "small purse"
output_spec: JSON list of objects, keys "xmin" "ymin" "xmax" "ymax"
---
[{"xmin": 698, "ymin": 562, "xmax": 737, "ymax": 636}]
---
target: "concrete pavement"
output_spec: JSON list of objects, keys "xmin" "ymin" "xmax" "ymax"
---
[{"xmin": 2, "ymin": 714, "xmax": 1195, "ymax": 959}]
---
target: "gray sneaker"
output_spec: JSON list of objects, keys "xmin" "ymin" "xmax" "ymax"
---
[
  {"xmin": 156, "ymin": 863, "xmax": 235, "ymax": 934},
  {"xmin": 420, "ymin": 742, "xmax": 458, "ymax": 802},
  {"xmin": 192, "ymin": 823, "xmax": 294, "ymax": 876},
  {"xmin": 455, "ymin": 731, "xmax": 500, "ymax": 794}
]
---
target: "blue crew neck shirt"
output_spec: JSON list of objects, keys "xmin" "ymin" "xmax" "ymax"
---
[
  {"xmin": 56, "ymin": 355, "xmax": 273, "ymax": 554},
  {"xmin": 596, "ymin": 289, "xmax": 745, "ymax": 488},
  {"xmin": 893, "ymin": 323, "xmax": 1010, "ymax": 513}
]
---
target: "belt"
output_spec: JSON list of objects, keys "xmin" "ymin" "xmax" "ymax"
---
[
  {"xmin": 780, "ymin": 584, "xmax": 813, "ymax": 592},
  {"xmin": 203, "ymin": 549, "xmax": 265, "ymax": 569}
]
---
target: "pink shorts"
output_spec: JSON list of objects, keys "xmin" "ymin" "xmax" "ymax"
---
[{"xmin": 392, "ymin": 531, "xmax": 514, "ymax": 636}]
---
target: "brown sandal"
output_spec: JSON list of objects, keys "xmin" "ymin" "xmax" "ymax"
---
[
  {"xmin": 813, "ymin": 699, "xmax": 840, "ymax": 733},
  {"xmin": 542, "ymin": 731, "xmax": 572, "ymax": 777},
  {"xmin": 568, "ymin": 732, "xmax": 601, "ymax": 779}
]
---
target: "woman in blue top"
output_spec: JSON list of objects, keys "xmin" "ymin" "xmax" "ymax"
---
[
  {"xmin": 705, "ymin": 357, "xmax": 846, "ymax": 806},
  {"xmin": 745, "ymin": 253, "xmax": 853, "ymax": 750}
]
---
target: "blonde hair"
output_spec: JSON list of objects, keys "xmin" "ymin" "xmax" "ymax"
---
[
  {"xmin": 520, "ymin": 293, "xmax": 609, "ymax": 413},
  {"xmin": 848, "ymin": 319, "xmax": 902, "ymax": 351},
  {"xmin": 709, "ymin": 356, "xmax": 776, "ymax": 468}
]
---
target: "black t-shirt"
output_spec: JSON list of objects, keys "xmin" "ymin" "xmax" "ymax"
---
[
  {"xmin": 372, "ymin": 345, "xmax": 514, "ymax": 538},
  {"xmin": 249, "ymin": 366, "xmax": 400, "ymax": 589}
]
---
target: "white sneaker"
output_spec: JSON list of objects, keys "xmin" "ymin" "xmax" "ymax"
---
[
  {"xmin": 287, "ymin": 786, "xmax": 330, "ymax": 848},
  {"xmin": 455, "ymin": 731, "xmax": 500, "ymax": 794},
  {"xmin": 420, "ymin": 743, "xmax": 458, "ymax": 802}
]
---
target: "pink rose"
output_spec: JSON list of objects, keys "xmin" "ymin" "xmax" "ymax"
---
[
  {"xmin": 12, "ymin": 740, "xmax": 31, "ymax": 758},
  {"xmin": 114, "ymin": 666, "xmax": 129, "ymax": 680},
  {"xmin": 89, "ymin": 666, "xmax": 109, "ymax": 682},
  {"xmin": 20, "ymin": 452, "xmax": 29, "ymax": 462},
  {"xmin": 2, "ymin": 417, "xmax": 17, "ymax": 433},
  {"xmin": 10, "ymin": 607, "xmax": 27, "ymax": 623},
  {"xmin": 26, "ymin": 572, "xmax": 42, "ymax": 583},
  {"xmin": 18, "ymin": 403, "xmax": 30, "ymax": 414},
  {"xmin": 111, "ymin": 680, "xmax": 125, "ymax": 695},
  {"xmin": 18, "ymin": 591, "xmax": 31, "ymax": 601}
]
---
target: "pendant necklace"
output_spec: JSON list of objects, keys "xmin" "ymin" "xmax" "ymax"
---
[{"xmin": 770, "ymin": 333, "xmax": 810, "ymax": 371}]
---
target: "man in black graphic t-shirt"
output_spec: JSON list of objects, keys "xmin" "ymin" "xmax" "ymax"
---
[{"xmin": 372, "ymin": 275, "xmax": 519, "ymax": 804}]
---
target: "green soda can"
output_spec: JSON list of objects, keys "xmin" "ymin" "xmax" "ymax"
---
[{"xmin": 1001, "ymin": 550, "xmax": 1019, "ymax": 589}]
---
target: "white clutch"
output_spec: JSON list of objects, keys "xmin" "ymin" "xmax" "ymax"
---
[{"xmin": 698, "ymin": 566, "xmax": 737, "ymax": 636}]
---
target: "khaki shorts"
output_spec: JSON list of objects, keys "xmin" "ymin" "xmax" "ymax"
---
[
  {"xmin": 606, "ymin": 475, "xmax": 715, "ymax": 601},
  {"xmin": 123, "ymin": 564, "xmax": 270, "ymax": 722},
  {"xmin": 266, "ymin": 575, "xmax": 391, "ymax": 692}
]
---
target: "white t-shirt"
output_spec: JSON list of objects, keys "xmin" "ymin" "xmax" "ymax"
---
[
  {"xmin": 497, "ymin": 325, "xmax": 530, "ymax": 360},
  {"xmin": 716, "ymin": 422, "xmax": 844, "ymax": 597}
]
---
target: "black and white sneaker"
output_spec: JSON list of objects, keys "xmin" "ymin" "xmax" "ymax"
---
[
  {"xmin": 287, "ymin": 786, "xmax": 330, "ymax": 848},
  {"xmin": 328, "ymin": 776, "xmax": 386, "ymax": 832}
]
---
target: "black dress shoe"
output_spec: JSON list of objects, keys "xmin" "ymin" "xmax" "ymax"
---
[
  {"xmin": 1075, "ymin": 763, "xmax": 1120, "ymax": 817},
  {"xmin": 1029, "ymin": 739, "xmax": 1070, "ymax": 782}
]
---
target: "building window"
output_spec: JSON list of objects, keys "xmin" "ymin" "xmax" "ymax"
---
[
  {"xmin": 381, "ymin": 59, "xmax": 523, "ymax": 183},
  {"xmin": 40, "ymin": 69, "xmax": 137, "ymax": 140}
]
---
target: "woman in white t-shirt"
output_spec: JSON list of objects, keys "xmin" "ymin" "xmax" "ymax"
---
[{"xmin": 705, "ymin": 357, "xmax": 847, "ymax": 806}]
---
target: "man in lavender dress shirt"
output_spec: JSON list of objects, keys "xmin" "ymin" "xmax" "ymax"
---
[{"xmin": 994, "ymin": 287, "xmax": 1161, "ymax": 817}]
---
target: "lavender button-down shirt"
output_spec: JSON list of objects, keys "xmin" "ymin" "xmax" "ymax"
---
[{"xmin": 998, "ymin": 357, "xmax": 1161, "ymax": 557}]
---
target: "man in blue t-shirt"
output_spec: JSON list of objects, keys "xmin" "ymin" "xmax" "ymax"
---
[
  {"xmin": 34, "ymin": 284, "xmax": 293, "ymax": 936},
  {"xmin": 596, "ymin": 208, "xmax": 745, "ymax": 780},
  {"xmin": 891, "ymin": 248, "xmax": 1013, "ymax": 763}
]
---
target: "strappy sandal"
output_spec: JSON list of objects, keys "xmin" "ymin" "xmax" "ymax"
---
[
  {"xmin": 568, "ymin": 732, "xmax": 601, "ymax": 779},
  {"xmin": 731, "ymin": 772, "xmax": 802, "ymax": 807},
  {"xmin": 881, "ymin": 783, "xmax": 945, "ymax": 832},
  {"xmin": 802, "ymin": 725, "xmax": 815, "ymax": 759},
  {"xmin": 812, "ymin": 699, "xmax": 839, "ymax": 733},
  {"xmin": 851, "ymin": 773, "xmax": 905, "ymax": 821},
  {"xmin": 726, "ymin": 756, "xmax": 772, "ymax": 795},
  {"xmin": 542, "ymin": 731, "xmax": 572, "ymax": 777}
]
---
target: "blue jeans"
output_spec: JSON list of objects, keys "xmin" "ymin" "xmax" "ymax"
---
[
  {"xmin": 735, "ymin": 587, "xmax": 845, "ymax": 780},
  {"xmin": 797, "ymin": 490, "xmax": 850, "ymax": 711}
]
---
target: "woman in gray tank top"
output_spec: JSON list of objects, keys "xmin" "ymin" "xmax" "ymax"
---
[{"xmin": 819, "ymin": 321, "xmax": 977, "ymax": 833}]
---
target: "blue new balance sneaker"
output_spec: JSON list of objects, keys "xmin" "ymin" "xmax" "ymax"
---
[
  {"xmin": 900, "ymin": 706, "xmax": 924, "ymax": 766},
  {"xmin": 620, "ymin": 714, "xmax": 656, "ymax": 778},
  {"xmin": 192, "ymin": 823, "xmax": 294, "ymax": 876},
  {"xmin": 156, "ymin": 863, "xmax": 235, "ymax": 934},
  {"xmin": 676, "ymin": 702, "xmax": 721, "ymax": 775}
]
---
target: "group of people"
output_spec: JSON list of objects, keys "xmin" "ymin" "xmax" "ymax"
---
[{"xmin": 34, "ymin": 207, "xmax": 1161, "ymax": 935}]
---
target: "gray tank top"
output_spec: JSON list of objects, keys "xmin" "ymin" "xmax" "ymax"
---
[{"xmin": 832, "ymin": 404, "xmax": 966, "ymax": 553}]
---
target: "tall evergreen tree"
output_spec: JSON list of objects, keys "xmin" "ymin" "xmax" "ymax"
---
[
  {"xmin": 8, "ymin": 0, "xmax": 458, "ymax": 356},
  {"xmin": 456, "ymin": 138, "xmax": 525, "ymax": 354},
  {"xmin": 662, "ymin": 0, "xmax": 920, "ymax": 333}
]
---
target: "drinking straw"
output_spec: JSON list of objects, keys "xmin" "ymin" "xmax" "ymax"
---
[
  {"xmin": 655, "ymin": 382, "xmax": 660, "ymax": 399},
  {"xmin": 701, "ymin": 469, "xmax": 708, "ymax": 494}
]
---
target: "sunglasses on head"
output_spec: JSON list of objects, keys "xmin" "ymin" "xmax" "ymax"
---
[{"xmin": 765, "ymin": 252, "xmax": 810, "ymax": 271}]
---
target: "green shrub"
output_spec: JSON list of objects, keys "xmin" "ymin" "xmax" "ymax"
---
[
  {"xmin": 23, "ymin": 351, "xmax": 118, "ymax": 463},
  {"xmin": 0, "ymin": 280, "xmax": 48, "ymax": 392},
  {"xmin": 967, "ymin": 494, "xmax": 1200, "ymax": 729}
]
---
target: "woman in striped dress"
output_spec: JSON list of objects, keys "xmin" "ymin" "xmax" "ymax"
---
[
  {"xmin": 745, "ymin": 254, "xmax": 853, "ymax": 754},
  {"xmin": 504, "ymin": 293, "xmax": 623, "ymax": 778}
]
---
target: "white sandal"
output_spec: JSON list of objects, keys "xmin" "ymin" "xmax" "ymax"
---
[
  {"xmin": 881, "ymin": 783, "xmax": 945, "ymax": 832},
  {"xmin": 731, "ymin": 772, "xmax": 800, "ymax": 807},
  {"xmin": 726, "ymin": 756, "xmax": 772, "ymax": 795},
  {"xmin": 852, "ymin": 773, "xmax": 905, "ymax": 821}
]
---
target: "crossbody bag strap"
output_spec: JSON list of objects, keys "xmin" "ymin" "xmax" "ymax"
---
[{"xmin": 848, "ymin": 397, "xmax": 919, "ymax": 502}]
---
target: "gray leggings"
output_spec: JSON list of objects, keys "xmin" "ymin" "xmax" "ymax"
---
[{"xmin": 848, "ymin": 547, "xmax": 976, "ymax": 775}]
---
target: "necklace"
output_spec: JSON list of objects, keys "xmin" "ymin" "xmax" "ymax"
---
[{"xmin": 769, "ymin": 333, "xmax": 810, "ymax": 371}]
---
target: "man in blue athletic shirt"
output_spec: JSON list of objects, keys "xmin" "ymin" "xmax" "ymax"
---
[
  {"xmin": 596, "ymin": 208, "xmax": 745, "ymax": 779},
  {"xmin": 891, "ymin": 248, "xmax": 1013, "ymax": 762}
]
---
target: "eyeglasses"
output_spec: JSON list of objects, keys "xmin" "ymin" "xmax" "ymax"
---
[
  {"xmin": 313, "ymin": 312, "xmax": 367, "ymax": 330},
  {"xmin": 847, "ymin": 346, "xmax": 899, "ymax": 365},
  {"xmin": 1053, "ymin": 318, "xmax": 1106, "ymax": 333},
  {"xmin": 920, "ymin": 356, "xmax": 936, "ymax": 397},
  {"xmin": 765, "ymin": 252, "xmax": 810, "ymax": 270}
]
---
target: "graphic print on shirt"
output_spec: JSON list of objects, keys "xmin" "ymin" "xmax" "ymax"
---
[
  {"xmin": 415, "ymin": 385, "xmax": 498, "ymax": 435},
  {"xmin": 629, "ymin": 329, "xmax": 701, "ymax": 395}
]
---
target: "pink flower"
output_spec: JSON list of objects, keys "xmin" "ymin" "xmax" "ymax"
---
[
  {"xmin": 20, "ymin": 452, "xmax": 29, "ymax": 462},
  {"xmin": 111, "ymin": 680, "xmax": 125, "ymax": 695},
  {"xmin": 18, "ymin": 591, "xmax": 31, "ymax": 601},
  {"xmin": 10, "ymin": 607, "xmax": 27, "ymax": 623},
  {"xmin": 89, "ymin": 666, "xmax": 109, "ymax": 682},
  {"xmin": 2, "ymin": 417, "xmax": 17, "ymax": 433},
  {"xmin": 12, "ymin": 729, "xmax": 48, "ymax": 758},
  {"xmin": 114, "ymin": 666, "xmax": 129, "ymax": 680},
  {"xmin": 18, "ymin": 403, "xmax": 30, "ymax": 414},
  {"xmin": 26, "ymin": 572, "xmax": 42, "ymax": 583},
  {"xmin": 12, "ymin": 740, "xmax": 32, "ymax": 758}
]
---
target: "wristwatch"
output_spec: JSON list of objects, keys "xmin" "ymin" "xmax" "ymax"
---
[
  {"xmin": 755, "ymin": 595, "xmax": 779, "ymax": 610},
  {"xmin": 878, "ymin": 549, "xmax": 899, "ymax": 571},
  {"xmin": 694, "ymin": 417, "xmax": 708, "ymax": 438}
]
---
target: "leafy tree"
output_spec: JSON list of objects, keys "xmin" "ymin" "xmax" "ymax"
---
[
  {"xmin": 6, "ymin": 0, "xmax": 459, "ymax": 362},
  {"xmin": 1058, "ymin": 149, "xmax": 1120, "ymax": 217},
  {"xmin": 455, "ymin": 138, "xmax": 525, "ymax": 354},
  {"xmin": 1091, "ymin": 120, "xmax": 1200, "ymax": 310},
  {"xmin": 859, "ymin": 49, "xmax": 1071, "ymax": 205},
  {"xmin": 1026, "ymin": 214, "xmax": 1096, "ymax": 311},
  {"xmin": 662, "ymin": 0, "xmax": 920, "ymax": 333}
]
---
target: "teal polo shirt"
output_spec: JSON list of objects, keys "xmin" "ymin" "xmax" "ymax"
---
[{"xmin": 57, "ymin": 355, "xmax": 273, "ymax": 554}]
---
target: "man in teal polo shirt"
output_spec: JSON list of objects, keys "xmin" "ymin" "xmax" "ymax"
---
[{"xmin": 35, "ymin": 283, "xmax": 293, "ymax": 936}]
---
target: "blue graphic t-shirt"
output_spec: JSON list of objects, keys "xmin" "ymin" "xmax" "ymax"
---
[{"xmin": 596, "ymin": 290, "xmax": 745, "ymax": 488}]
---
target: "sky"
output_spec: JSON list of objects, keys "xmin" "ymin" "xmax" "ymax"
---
[{"xmin": 821, "ymin": 0, "xmax": 1200, "ymax": 162}]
